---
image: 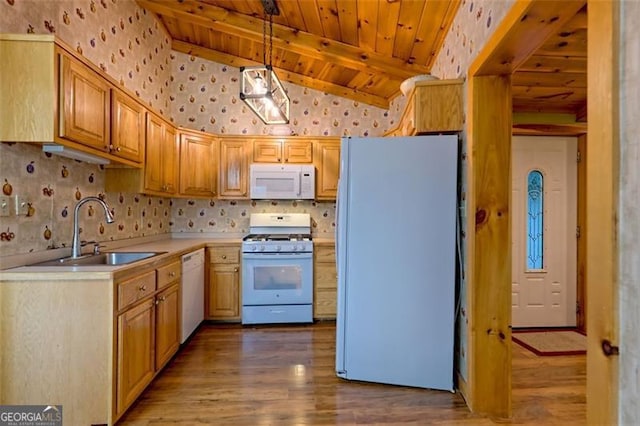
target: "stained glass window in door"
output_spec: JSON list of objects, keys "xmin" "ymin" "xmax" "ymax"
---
[{"xmin": 527, "ymin": 170, "xmax": 544, "ymax": 269}]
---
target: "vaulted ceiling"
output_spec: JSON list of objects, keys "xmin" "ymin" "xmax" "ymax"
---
[{"xmin": 138, "ymin": 0, "xmax": 587, "ymax": 119}]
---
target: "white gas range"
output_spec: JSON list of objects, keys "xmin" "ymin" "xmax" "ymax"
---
[{"xmin": 241, "ymin": 213, "xmax": 313, "ymax": 325}]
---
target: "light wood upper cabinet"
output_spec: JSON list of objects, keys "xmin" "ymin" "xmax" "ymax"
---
[
  {"xmin": 58, "ymin": 51, "xmax": 111, "ymax": 151},
  {"xmin": 206, "ymin": 245, "xmax": 241, "ymax": 321},
  {"xmin": 145, "ymin": 112, "xmax": 178, "ymax": 195},
  {"xmin": 0, "ymin": 35, "xmax": 147, "ymax": 167},
  {"xmin": 314, "ymin": 139, "xmax": 341, "ymax": 200},
  {"xmin": 179, "ymin": 129, "xmax": 218, "ymax": 197},
  {"xmin": 219, "ymin": 138, "xmax": 249, "ymax": 199},
  {"xmin": 385, "ymin": 79, "xmax": 464, "ymax": 136},
  {"xmin": 253, "ymin": 138, "xmax": 312, "ymax": 163},
  {"xmin": 111, "ymin": 88, "xmax": 146, "ymax": 163}
]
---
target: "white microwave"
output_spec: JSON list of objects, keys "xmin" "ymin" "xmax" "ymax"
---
[{"xmin": 249, "ymin": 164, "xmax": 315, "ymax": 200}]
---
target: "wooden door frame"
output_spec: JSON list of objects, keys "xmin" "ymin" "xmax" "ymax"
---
[{"xmin": 461, "ymin": 0, "xmax": 617, "ymax": 420}]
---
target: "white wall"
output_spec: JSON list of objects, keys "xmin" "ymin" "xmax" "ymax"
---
[{"xmin": 618, "ymin": 1, "xmax": 640, "ymax": 423}]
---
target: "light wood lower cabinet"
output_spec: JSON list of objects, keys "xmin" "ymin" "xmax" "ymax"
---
[
  {"xmin": 155, "ymin": 283, "xmax": 180, "ymax": 369},
  {"xmin": 206, "ymin": 244, "xmax": 241, "ymax": 321},
  {"xmin": 314, "ymin": 243, "xmax": 337, "ymax": 319},
  {"xmin": 115, "ymin": 259, "xmax": 181, "ymax": 420},
  {"xmin": 116, "ymin": 296, "xmax": 155, "ymax": 415}
]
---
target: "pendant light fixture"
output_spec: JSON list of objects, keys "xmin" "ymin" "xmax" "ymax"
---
[{"xmin": 239, "ymin": 0, "xmax": 290, "ymax": 125}]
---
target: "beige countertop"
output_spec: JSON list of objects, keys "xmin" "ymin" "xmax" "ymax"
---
[
  {"xmin": 0, "ymin": 235, "xmax": 240, "ymax": 280},
  {"xmin": 0, "ymin": 233, "xmax": 333, "ymax": 280}
]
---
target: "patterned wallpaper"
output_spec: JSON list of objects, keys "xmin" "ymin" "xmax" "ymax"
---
[{"xmin": 169, "ymin": 51, "xmax": 391, "ymax": 137}]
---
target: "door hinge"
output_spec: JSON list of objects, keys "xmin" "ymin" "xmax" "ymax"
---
[
  {"xmin": 576, "ymin": 225, "xmax": 581, "ymax": 239},
  {"xmin": 577, "ymin": 150, "xmax": 581, "ymax": 163}
]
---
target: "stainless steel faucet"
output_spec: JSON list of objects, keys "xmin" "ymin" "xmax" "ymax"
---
[{"xmin": 71, "ymin": 196, "xmax": 115, "ymax": 258}]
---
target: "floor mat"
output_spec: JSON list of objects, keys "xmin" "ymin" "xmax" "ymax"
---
[{"xmin": 512, "ymin": 329, "xmax": 587, "ymax": 356}]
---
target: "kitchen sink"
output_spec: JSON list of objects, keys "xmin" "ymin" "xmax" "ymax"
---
[{"xmin": 30, "ymin": 251, "xmax": 167, "ymax": 267}]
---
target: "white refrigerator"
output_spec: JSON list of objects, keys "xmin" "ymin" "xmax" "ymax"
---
[{"xmin": 335, "ymin": 135, "xmax": 457, "ymax": 391}]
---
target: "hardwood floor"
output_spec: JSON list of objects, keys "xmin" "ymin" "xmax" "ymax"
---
[{"xmin": 118, "ymin": 322, "xmax": 585, "ymax": 425}]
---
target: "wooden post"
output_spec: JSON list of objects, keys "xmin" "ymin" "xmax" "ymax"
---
[
  {"xmin": 586, "ymin": 0, "xmax": 619, "ymax": 424},
  {"xmin": 466, "ymin": 75, "xmax": 512, "ymax": 417}
]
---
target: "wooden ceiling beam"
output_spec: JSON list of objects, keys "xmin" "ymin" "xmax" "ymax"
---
[
  {"xmin": 172, "ymin": 40, "xmax": 390, "ymax": 109},
  {"xmin": 471, "ymin": 0, "xmax": 587, "ymax": 76},
  {"xmin": 137, "ymin": 0, "xmax": 430, "ymax": 80}
]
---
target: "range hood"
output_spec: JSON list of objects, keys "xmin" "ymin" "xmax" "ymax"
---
[{"xmin": 42, "ymin": 144, "xmax": 110, "ymax": 165}]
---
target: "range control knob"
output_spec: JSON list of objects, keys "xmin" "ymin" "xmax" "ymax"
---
[
  {"xmin": 251, "ymin": 245, "xmax": 257, "ymax": 252},
  {"xmin": 260, "ymin": 246, "xmax": 265, "ymax": 252},
  {"xmin": 292, "ymin": 245, "xmax": 298, "ymax": 251},
  {"xmin": 276, "ymin": 245, "xmax": 281, "ymax": 252}
]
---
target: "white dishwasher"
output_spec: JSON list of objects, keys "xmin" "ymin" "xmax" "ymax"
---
[{"xmin": 181, "ymin": 248, "xmax": 205, "ymax": 343}]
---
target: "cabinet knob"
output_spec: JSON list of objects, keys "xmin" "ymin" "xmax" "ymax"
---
[
  {"xmin": 234, "ymin": 267, "xmax": 239, "ymax": 272},
  {"xmin": 116, "ymin": 147, "xmax": 121, "ymax": 152},
  {"xmin": 169, "ymin": 271, "xmax": 176, "ymax": 277},
  {"xmin": 138, "ymin": 284, "xmax": 147, "ymax": 292},
  {"xmin": 222, "ymin": 255, "xmax": 227, "ymax": 259}
]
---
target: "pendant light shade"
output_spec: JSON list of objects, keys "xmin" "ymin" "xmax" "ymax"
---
[
  {"xmin": 240, "ymin": 65, "xmax": 290, "ymax": 125},
  {"xmin": 239, "ymin": 0, "xmax": 290, "ymax": 124}
]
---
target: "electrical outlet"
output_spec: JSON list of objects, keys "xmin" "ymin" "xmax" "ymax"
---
[
  {"xmin": 15, "ymin": 195, "xmax": 29, "ymax": 216},
  {"xmin": 0, "ymin": 197, "xmax": 10, "ymax": 217}
]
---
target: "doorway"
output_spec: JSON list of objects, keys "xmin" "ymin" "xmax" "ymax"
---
[{"xmin": 511, "ymin": 136, "xmax": 577, "ymax": 328}]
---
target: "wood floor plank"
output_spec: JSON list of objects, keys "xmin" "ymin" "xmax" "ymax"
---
[{"xmin": 118, "ymin": 323, "xmax": 585, "ymax": 425}]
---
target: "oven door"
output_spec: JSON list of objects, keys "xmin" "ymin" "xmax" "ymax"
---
[{"xmin": 242, "ymin": 252, "xmax": 313, "ymax": 305}]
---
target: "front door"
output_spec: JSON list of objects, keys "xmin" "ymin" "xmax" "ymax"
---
[{"xmin": 511, "ymin": 136, "xmax": 577, "ymax": 327}]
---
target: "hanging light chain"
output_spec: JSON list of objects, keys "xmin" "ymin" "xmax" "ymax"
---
[
  {"xmin": 269, "ymin": 12, "xmax": 274, "ymax": 69},
  {"xmin": 262, "ymin": 11, "xmax": 267, "ymax": 66}
]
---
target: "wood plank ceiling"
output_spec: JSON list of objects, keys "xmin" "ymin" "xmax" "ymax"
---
[{"xmin": 138, "ymin": 0, "xmax": 587, "ymax": 119}]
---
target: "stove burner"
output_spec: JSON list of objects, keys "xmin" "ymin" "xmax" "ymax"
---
[{"xmin": 243, "ymin": 233, "xmax": 312, "ymax": 242}]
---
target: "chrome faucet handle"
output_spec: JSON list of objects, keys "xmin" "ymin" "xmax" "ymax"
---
[{"xmin": 93, "ymin": 243, "xmax": 104, "ymax": 255}]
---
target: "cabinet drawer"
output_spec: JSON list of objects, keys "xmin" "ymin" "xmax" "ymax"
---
[
  {"xmin": 118, "ymin": 271, "xmax": 156, "ymax": 311},
  {"xmin": 157, "ymin": 260, "xmax": 181, "ymax": 289},
  {"xmin": 209, "ymin": 246, "xmax": 240, "ymax": 264}
]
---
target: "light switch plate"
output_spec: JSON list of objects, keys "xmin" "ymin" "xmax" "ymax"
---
[
  {"xmin": 0, "ymin": 197, "xmax": 10, "ymax": 217},
  {"xmin": 14, "ymin": 195, "xmax": 29, "ymax": 216}
]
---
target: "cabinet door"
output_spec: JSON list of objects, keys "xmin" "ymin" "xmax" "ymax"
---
[
  {"xmin": 59, "ymin": 53, "xmax": 110, "ymax": 150},
  {"xmin": 155, "ymin": 284, "xmax": 180, "ymax": 370},
  {"xmin": 117, "ymin": 298, "xmax": 155, "ymax": 416},
  {"xmin": 145, "ymin": 113, "xmax": 178, "ymax": 194},
  {"xmin": 179, "ymin": 131, "xmax": 217, "ymax": 197},
  {"xmin": 111, "ymin": 89, "xmax": 145, "ymax": 162},
  {"xmin": 284, "ymin": 140, "xmax": 312, "ymax": 163},
  {"xmin": 144, "ymin": 113, "xmax": 164, "ymax": 193},
  {"xmin": 207, "ymin": 264, "xmax": 240, "ymax": 319},
  {"xmin": 314, "ymin": 140, "xmax": 341, "ymax": 200},
  {"xmin": 314, "ymin": 245, "xmax": 337, "ymax": 319},
  {"xmin": 253, "ymin": 140, "xmax": 282, "ymax": 163},
  {"xmin": 219, "ymin": 139, "xmax": 249, "ymax": 199},
  {"xmin": 162, "ymin": 124, "xmax": 179, "ymax": 194}
]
